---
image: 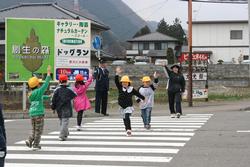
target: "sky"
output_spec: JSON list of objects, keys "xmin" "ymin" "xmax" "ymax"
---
[{"xmin": 122, "ymin": 0, "xmax": 248, "ymax": 28}]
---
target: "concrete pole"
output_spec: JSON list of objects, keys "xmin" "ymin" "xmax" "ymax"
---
[
  {"xmin": 188, "ymin": 0, "xmax": 193, "ymax": 107},
  {"xmin": 248, "ymin": 0, "xmax": 250, "ymax": 57},
  {"xmin": 22, "ymin": 82, "xmax": 26, "ymax": 111}
]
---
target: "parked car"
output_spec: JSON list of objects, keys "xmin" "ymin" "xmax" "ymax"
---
[
  {"xmin": 111, "ymin": 60, "xmax": 126, "ymax": 65},
  {"xmin": 155, "ymin": 59, "xmax": 168, "ymax": 66},
  {"xmin": 242, "ymin": 60, "xmax": 250, "ymax": 64},
  {"xmin": 134, "ymin": 62, "xmax": 148, "ymax": 65}
]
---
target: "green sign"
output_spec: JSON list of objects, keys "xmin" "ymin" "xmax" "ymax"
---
[
  {"xmin": 6, "ymin": 18, "xmax": 55, "ymax": 82},
  {"xmin": 5, "ymin": 18, "xmax": 91, "ymax": 82}
]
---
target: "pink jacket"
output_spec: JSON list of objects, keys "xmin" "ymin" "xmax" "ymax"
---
[{"xmin": 73, "ymin": 76, "xmax": 93, "ymax": 112}]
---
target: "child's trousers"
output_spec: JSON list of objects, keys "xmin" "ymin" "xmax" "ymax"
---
[
  {"xmin": 59, "ymin": 118, "xmax": 69, "ymax": 139},
  {"xmin": 123, "ymin": 113, "xmax": 131, "ymax": 131},
  {"xmin": 141, "ymin": 107, "xmax": 152, "ymax": 125},
  {"xmin": 28, "ymin": 116, "xmax": 44, "ymax": 147}
]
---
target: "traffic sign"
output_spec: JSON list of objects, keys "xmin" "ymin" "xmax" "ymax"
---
[{"xmin": 92, "ymin": 36, "xmax": 102, "ymax": 50}]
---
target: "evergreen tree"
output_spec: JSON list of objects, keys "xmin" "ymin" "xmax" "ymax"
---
[
  {"xmin": 166, "ymin": 48, "xmax": 176, "ymax": 64},
  {"xmin": 156, "ymin": 18, "xmax": 169, "ymax": 35},
  {"xmin": 133, "ymin": 25, "xmax": 151, "ymax": 38}
]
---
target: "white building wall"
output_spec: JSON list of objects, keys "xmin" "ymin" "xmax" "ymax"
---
[{"xmin": 193, "ymin": 22, "xmax": 249, "ymax": 63}]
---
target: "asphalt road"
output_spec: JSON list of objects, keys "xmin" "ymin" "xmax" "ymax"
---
[{"xmin": 3, "ymin": 108, "xmax": 250, "ymax": 167}]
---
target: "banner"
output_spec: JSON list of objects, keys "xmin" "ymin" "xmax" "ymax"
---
[{"xmin": 5, "ymin": 18, "xmax": 91, "ymax": 82}]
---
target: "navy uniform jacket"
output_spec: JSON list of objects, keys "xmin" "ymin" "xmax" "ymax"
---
[
  {"xmin": 165, "ymin": 66, "xmax": 185, "ymax": 93},
  {"xmin": 93, "ymin": 67, "xmax": 109, "ymax": 91},
  {"xmin": 0, "ymin": 104, "xmax": 6, "ymax": 157}
]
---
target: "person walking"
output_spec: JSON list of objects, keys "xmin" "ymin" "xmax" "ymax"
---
[
  {"xmin": 163, "ymin": 63, "xmax": 185, "ymax": 118},
  {"xmin": 93, "ymin": 59, "xmax": 109, "ymax": 116},
  {"xmin": 0, "ymin": 104, "xmax": 6, "ymax": 166},
  {"xmin": 73, "ymin": 72, "xmax": 93, "ymax": 131},
  {"xmin": 115, "ymin": 66, "xmax": 145, "ymax": 136},
  {"xmin": 25, "ymin": 65, "xmax": 51, "ymax": 150},
  {"xmin": 137, "ymin": 72, "xmax": 159, "ymax": 129},
  {"xmin": 51, "ymin": 74, "xmax": 76, "ymax": 141}
]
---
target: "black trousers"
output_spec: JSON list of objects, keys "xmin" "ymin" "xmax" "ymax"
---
[
  {"xmin": 123, "ymin": 113, "xmax": 131, "ymax": 131},
  {"xmin": 168, "ymin": 91, "xmax": 182, "ymax": 114},
  {"xmin": 95, "ymin": 90, "xmax": 108, "ymax": 115},
  {"xmin": 77, "ymin": 110, "xmax": 84, "ymax": 126}
]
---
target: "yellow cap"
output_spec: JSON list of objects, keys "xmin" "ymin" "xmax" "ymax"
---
[
  {"xmin": 28, "ymin": 77, "xmax": 42, "ymax": 88},
  {"xmin": 120, "ymin": 75, "xmax": 131, "ymax": 83},
  {"xmin": 141, "ymin": 76, "xmax": 151, "ymax": 82}
]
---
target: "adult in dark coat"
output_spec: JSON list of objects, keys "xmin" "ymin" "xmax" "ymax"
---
[
  {"xmin": 93, "ymin": 59, "xmax": 109, "ymax": 116},
  {"xmin": 163, "ymin": 64, "xmax": 185, "ymax": 118},
  {"xmin": 0, "ymin": 104, "xmax": 6, "ymax": 167}
]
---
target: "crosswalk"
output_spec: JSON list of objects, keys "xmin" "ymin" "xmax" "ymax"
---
[{"xmin": 5, "ymin": 114, "xmax": 213, "ymax": 167}]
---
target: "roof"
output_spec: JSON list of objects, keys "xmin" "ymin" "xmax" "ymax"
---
[
  {"xmin": 192, "ymin": 20, "xmax": 248, "ymax": 24},
  {"xmin": 0, "ymin": 2, "xmax": 109, "ymax": 31},
  {"xmin": 127, "ymin": 32, "xmax": 178, "ymax": 42}
]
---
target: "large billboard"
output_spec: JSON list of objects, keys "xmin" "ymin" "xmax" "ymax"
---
[{"xmin": 5, "ymin": 18, "xmax": 91, "ymax": 82}]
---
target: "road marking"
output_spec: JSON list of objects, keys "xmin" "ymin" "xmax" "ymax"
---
[
  {"xmin": 79, "ymin": 125, "xmax": 202, "ymax": 128},
  {"xmin": 85, "ymin": 122, "xmax": 205, "ymax": 125},
  {"xmin": 41, "ymin": 135, "xmax": 191, "ymax": 141},
  {"xmin": 94, "ymin": 120, "xmax": 208, "ymax": 123},
  {"xmin": 237, "ymin": 130, "xmax": 250, "ymax": 133},
  {"xmin": 5, "ymin": 163, "xmax": 147, "ymax": 167},
  {"xmin": 7, "ymin": 146, "xmax": 179, "ymax": 154},
  {"xmin": 6, "ymin": 154, "xmax": 173, "ymax": 163},
  {"xmin": 69, "ymin": 128, "xmax": 197, "ymax": 132},
  {"xmin": 4, "ymin": 120, "xmax": 14, "ymax": 123},
  {"xmin": 49, "ymin": 131, "xmax": 194, "ymax": 136},
  {"xmin": 16, "ymin": 140, "xmax": 186, "ymax": 147},
  {"xmin": 245, "ymin": 111, "xmax": 250, "ymax": 113}
]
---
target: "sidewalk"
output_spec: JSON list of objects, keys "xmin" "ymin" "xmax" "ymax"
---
[{"xmin": 3, "ymin": 99, "xmax": 250, "ymax": 119}]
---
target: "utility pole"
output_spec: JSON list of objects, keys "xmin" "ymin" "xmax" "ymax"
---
[
  {"xmin": 248, "ymin": 0, "xmax": 250, "ymax": 58},
  {"xmin": 188, "ymin": 0, "xmax": 193, "ymax": 107}
]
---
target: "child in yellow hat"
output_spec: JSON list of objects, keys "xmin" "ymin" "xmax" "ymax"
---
[
  {"xmin": 25, "ymin": 65, "xmax": 51, "ymax": 151},
  {"xmin": 115, "ymin": 66, "xmax": 145, "ymax": 136},
  {"xmin": 137, "ymin": 72, "xmax": 159, "ymax": 129}
]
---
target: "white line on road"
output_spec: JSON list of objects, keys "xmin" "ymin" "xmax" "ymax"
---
[
  {"xmin": 49, "ymin": 131, "xmax": 194, "ymax": 136},
  {"xmin": 80, "ymin": 125, "xmax": 202, "ymax": 128},
  {"xmin": 69, "ymin": 128, "xmax": 197, "ymax": 132},
  {"xmin": 85, "ymin": 122, "xmax": 205, "ymax": 125},
  {"xmin": 41, "ymin": 135, "xmax": 191, "ymax": 141},
  {"xmin": 7, "ymin": 146, "xmax": 179, "ymax": 154},
  {"xmin": 16, "ymin": 140, "xmax": 186, "ymax": 147},
  {"xmin": 93, "ymin": 120, "xmax": 208, "ymax": 123},
  {"xmin": 237, "ymin": 130, "xmax": 250, "ymax": 133},
  {"xmin": 5, "ymin": 163, "xmax": 149, "ymax": 167},
  {"xmin": 4, "ymin": 120, "xmax": 14, "ymax": 123},
  {"xmin": 6, "ymin": 154, "xmax": 173, "ymax": 163}
]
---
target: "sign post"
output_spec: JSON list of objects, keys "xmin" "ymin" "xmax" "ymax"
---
[{"xmin": 92, "ymin": 36, "xmax": 102, "ymax": 59}]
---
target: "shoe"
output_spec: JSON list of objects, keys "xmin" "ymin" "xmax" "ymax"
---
[
  {"xmin": 145, "ymin": 125, "xmax": 150, "ymax": 130},
  {"xmin": 176, "ymin": 113, "xmax": 181, "ymax": 118},
  {"xmin": 126, "ymin": 130, "xmax": 132, "ymax": 137},
  {"xmin": 59, "ymin": 137, "xmax": 66, "ymax": 141},
  {"xmin": 103, "ymin": 113, "xmax": 109, "ymax": 116},
  {"xmin": 76, "ymin": 126, "xmax": 81, "ymax": 131},
  {"xmin": 170, "ymin": 114, "xmax": 175, "ymax": 118},
  {"xmin": 32, "ymin": 145, "xmax": 41, "ymax": 151},
  {"xmin": 25, "ymin": 140, "xmax": 32, "ymax": 148}
]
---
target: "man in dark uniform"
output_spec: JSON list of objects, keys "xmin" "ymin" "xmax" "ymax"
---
[
  {"xmin": 0, "ymin": 104, "xmax": 6, "ymax": 167},
  {"xmin": 93, "ymin": 59, "xmax": 109, "ymax": 116}
]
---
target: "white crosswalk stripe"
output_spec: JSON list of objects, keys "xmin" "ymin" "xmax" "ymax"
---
[{"xmin": 6, "ymin": 114, "xmax": 213, "ymax": 167}]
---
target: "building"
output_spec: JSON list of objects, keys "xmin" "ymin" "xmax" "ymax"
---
[
  {"xmin": 126, "ymin": 32, "xmax": 179, "ymax": 63},
  {"xmin": 192, "ymin": 20, "xmax": 249, "ymax": 64},
  {"xmin": 0, "ymin": 2, "xmax": 110, "ymax": 71}
]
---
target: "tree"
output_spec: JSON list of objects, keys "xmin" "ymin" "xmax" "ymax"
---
[
  {"xmin": 133, "ymin": 25, "xmax": 151, "ymax": 38},
  {"xmin": 166, "ymin": 48, "xmax": 176, "ymax": 64},
  {"xmin": 156, "ymin": 18, "xmax": 169, "ymax": 35}
]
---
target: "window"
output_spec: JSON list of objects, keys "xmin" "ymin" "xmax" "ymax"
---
[
  {"xmin": 154, "ymin": 42, "xmax": 162, "ymax": 50},
  {"xmin": 230, "ymin": 30, "xmax": 243, "ymax": 40},
  {"xmin": 243, "ymin": 55, "xmax": 249, "ymax": 60},
  {"xmin": 143, "ymin": 43, "xmax": 149, "ymax": 50}
]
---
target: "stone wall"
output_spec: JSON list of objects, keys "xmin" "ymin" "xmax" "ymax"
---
[{"xmin": 107, "ymin": 64, "xmax": 250, "ymax": 89}]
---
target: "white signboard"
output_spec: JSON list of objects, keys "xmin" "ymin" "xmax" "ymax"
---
[
  {"xmin": 184, "ymin": 73, "xmax": 207, "ymax": 81},
  {"xmin": 182, "ymin": 89, "xmax": 208, "ymax": 99}
]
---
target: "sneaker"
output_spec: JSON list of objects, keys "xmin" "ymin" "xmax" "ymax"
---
[
  {"xmin": 126, "ymin": 130, "xmax": 132, "ymax": 137},
  {"xmin": 170, "ymin": 114, "xmax": 175, "ymax": 118},
  {"xmin": 25, "ymin": 140, "xmax": 32, "ymax": 148},
  {"xmin": 145, "ymin": 125, "xmax": 151, "ymax": 130},
  {"xmin": 76, "ymin": 126, "xmax": 81, "ymax": 131},
  {"xmin": 32, "ymin": 145, "xmax": 41, "ymax": 151},
  {"xmin": 59, "ymin": 137, "xmax": 66, "ymax": 141},
  {"xmin": 176, "ymin": 113, "xmax": 181, "ymax": 118}
]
